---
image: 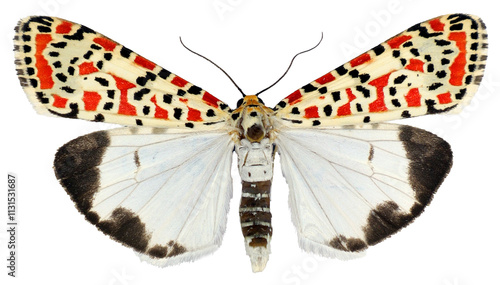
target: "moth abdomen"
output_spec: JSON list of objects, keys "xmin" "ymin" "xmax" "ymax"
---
[
  {"xmin": 239, "ymin": 180, "xmax": 273, "ymax": 272},
  {"xmin": 240, "ymin": 181, "xmax": 273, "ymax": 242}
]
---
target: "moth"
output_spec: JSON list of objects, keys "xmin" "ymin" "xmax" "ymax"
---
[{"xmin": 14, "ymin": 14, "xmax": 487, "ymax": 272}]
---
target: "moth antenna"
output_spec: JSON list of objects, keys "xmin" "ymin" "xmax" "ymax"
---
[
  {"xmin": 255, "ymin": 32, "xmax": 323, "ymax": 96},
  {"xmin": 180, "ymin": 37, "xmax": 246, "ymax": 97}
]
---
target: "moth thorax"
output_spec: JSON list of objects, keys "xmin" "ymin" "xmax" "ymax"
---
[
  {"xmin": 241, "ymin": 111, "xmax": 267, "ymax": 142},
  {"xmin": 235, "ymin": 138, "xmax": 274, "ymax": 182},
  {"xmin": 246, "ymin": 124, "xmax": 265, "ymax": 142}
]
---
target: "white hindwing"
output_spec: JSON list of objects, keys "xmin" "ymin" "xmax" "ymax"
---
[
  {"xmin": 54, "ymin": 127, "xmax": 234, "ymax": 265},
  {"xmin": 275, "ymin": 123, "xmax": 452, "ymax": 258}
]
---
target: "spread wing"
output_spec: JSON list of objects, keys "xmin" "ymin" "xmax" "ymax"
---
[
  {"xmin": 273, "ymin": 14, "xmax": 487, "ymax": 127},
  {"xmin": 14, "ymin": 16, "xmax": 230, "ymax": 130},
  {"xmin": 275, "ymin": 124, "xmax": 452, "ymax": 258},
  {"xmin": 53, "ymin": 127, "xmax": 234, "ymax": 265}
]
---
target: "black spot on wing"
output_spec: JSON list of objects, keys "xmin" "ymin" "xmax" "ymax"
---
[
  {"xmin": 364, "ymin": 201, "xmax": 413, "ymax": 246},
  {"xmin": 435, "ymin": 39, "xmax": 451, "ymax": 46},
  {"xmin": 425, "ymin": 99, "xmax": 457, "ymax": 114},
  {"xmin": 323, "ymin": 105, "xmax": 332, "ymax": 116},
  {"xmin": 302, "ymin": 84, "xmax": 317, "ymax": 93},
  {"xmin": 96, "ymin": 207, "xmax": 151, "ymax": 253},
  {"xmin": 136, "ymin": 72, "xmax": 157, "ymax": 86},
  {"xmin": 120, "ymin": 46, "xmax": 132, "ymax": 58},
  {"xmin": 148, "ymin": 245, "xmax": 169, "ymax": 258},
  {"xmin": 55, "ymin": 73, "xmax": 67, "ymax": 82},
  {"xmin": 447, "ymin": 14, "xmax": 478, "ymax": 29},
  {"xmin": 67, "ymin": 66, "xmax": 75, "ymax": 76},
  {"xmin": 54, "ymin": 131, "xmax": 110, "ymax": 214},
  {"xmin": 25, "ymin": 73, "xmax": 39, "ymax": 85},
  {"xmin": 61, "ymin": 86, "xmax": 76, "ymax": 93},
  {"xmin": 95, "ymin": 77, "xmax": 109, "ymax": 86},
  {"xmin": 147, "ymin": 241, "xmax": 187, "ymax": 258},
  {"xmin": 167, "ymin": 241, "xmax": 187, "ymax": 257},
  {"xmin": 134, "ymin": 150, "xmax": 140, "ymax": 167},
  {"xmin": 35, "ymin": 92, "xmax": 49, "ymax": 104},
  {"xmin": 329, "ymin": 235, "xmax": 367, "ymax": 252},
  {"xmin": 63, "ymin": 25, "xmax": 96, "ymax": 41},
  {"xmin": 231, "ymin": 112, "xmax": 240, "ymax": 120},
  {"xmin": 93, "ymin": 113, "xmax": 105, "ymax": 122},
  {"xmin": 399, "ymin": 125, "xmax": 452, "ymax": 214},
  {"xmin": 407, "ymin": 23, "xmax": 442, "ymax": 38},
  {"xmin": 48, "ymin": 103, "xmax": 79, "ymax": 118},
  {"xmin": 158, "ymin": 69, "xmax": 171, "ymax": 79},
  {"xmin": 372, "ymin": 44, "xmax": 385, "ymax": 55},
  {"xmin": 51, "ymin": 41, "xmax": 67, "ymax": 48},
  {"xmin": 18, "ymin": 16, "xmax": 53, "ymax": 33},
  {"xmin": 335, "ymin": 65, "xmax": 348, "ymax": 76},
  {"xmin": 428, "ymin": 82, "xmax": 443, "ymax": 91},
  {"xmin": 276, "ymin": 101, "xmax": 286, "ymax": 109},
  {"xmin": 206, "ymin": 109, "xmax": 216, "ymax": 117},
  {"xmin": 356, "ymin": 86, "xmax": 370, "ymax": 98},
  {"xmin": 187, "ymin": 85, "xmax": 202, "ymax": 95}
]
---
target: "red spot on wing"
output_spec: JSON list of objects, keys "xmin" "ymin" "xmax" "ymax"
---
[
  {"xmin": 315, "ymin": 73, "xmax": 336, "ymax": 84},
  {"xmin": 79, "ymin": 62, "xmax": 99, "ymax": 75},
  {"xmin": 179, "ymin": 98, "xmax": 188, "ymax": 103},
  {"xmin": 368, "ymin": 72, "xmax": 392, "ymax": 112},
  {"xmin": 387, "ymin": 35, "xmax": 412, "ymax": 49},
  {"xmin": 171, "ymin": 76, "xmax": 188, "ymax": 88},
  {"xmin": 304, "ymin": 106, "xmax": 319, "ymax": 118},
  {"xmin": 437, "ymin": 92, "xmax": 452, "ymax": 104},
  {"xmin": 405, "ymin": 88, "xmax": 421, "ymax": 107},
  {"xmin": 368, "ymin": 72, "xmax": 392, "ymax": 88},
  {"xmin": 405, "ymin": 58, "xmax": 425, "ymax": 72},
  {"xmin": 187, "ymin": 107, "xmax": 202, "ymax": 121},
  {"xmin": 35, "ymin": 34, "xmax": 54, "ymax": 89},
  {"xmin": 448, "ymin": 32, "xmax": 467, "ymax": 86},
  {"xmin": 319, "ymin": 96, "xmax": 325, "ymax": 100},
  {"xmin": 350, "ymin": 53, "xmax": 371, "ymax": 67},
  {"xmin": 285, "ymin": 90, "xmax": 302, "ymax": 105},
  {"xmin": 134, "ymin": 55, "xmax": 156, "ymax": 70},
  {"xmin": 151, "ymin": 95, "xmax": 168, "ymax": 119},
  {"xmin": 52, "ymin": 94, "xmax": 67, "ymax": 108},
  {"xmin": 429, "ymin": 18, "xmax": 445, "ymax": 31},
  {"xmin": 55, "ymin": 21, "xmax": 72, "ymax": 34},
  {"xmin": 82, "ymin": 91, "xmax": 101, "ymax": 111},
  {"xmin": 202, "ymin": 91, "xmax": 220, "ymax": 108},
  {"xmin": 112, "ymin": 75, "xmax": 137, "ymax": 116},
  {"xmin": 93, "ymin": 37, "xmax": 117, "ymax": 51},
  {"xmin": 113, "ymin": 74, "xmax": 136, "ymax": 90},
  {"xmin": 337, "ymin": 88, "xmax": 356, "ymax": 116}
]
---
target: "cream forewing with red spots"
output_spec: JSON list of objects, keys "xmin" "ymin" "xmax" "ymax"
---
[
  {"xmin": 274, "ymin": 14, "xmax": 487, "ymax": 127},
  {"xmin": 14, "ymin": 17, "xmax": 230, "ymax": 129},
  {"xmin": 14, "ymin": 14, "xmax": 487, "ymax": 272}
]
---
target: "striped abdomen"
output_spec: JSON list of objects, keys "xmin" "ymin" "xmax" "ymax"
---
[{"xmin": 239, "ymin": 180, "xmax": 272, "ymax": 248}]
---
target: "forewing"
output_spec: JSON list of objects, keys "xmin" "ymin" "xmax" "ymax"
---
[
  {"xmin": 14, "ymin": 16, "xmax": 230, "ymax": 129},
  {"xmin": 274, "ymin": 14, "xmax": 487, "ymax": 127},
  {"xmin": 275, "ymin": 124, "xmax": 451, "ymax": 258},
  {"xmin": 53, "ymin": 127, "xmax": 234, "ymax": 265}
]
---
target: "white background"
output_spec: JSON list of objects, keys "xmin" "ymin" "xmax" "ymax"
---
[{"xmin": 1, "ymin": 0, "xmax": 499, "ymax": 284}]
